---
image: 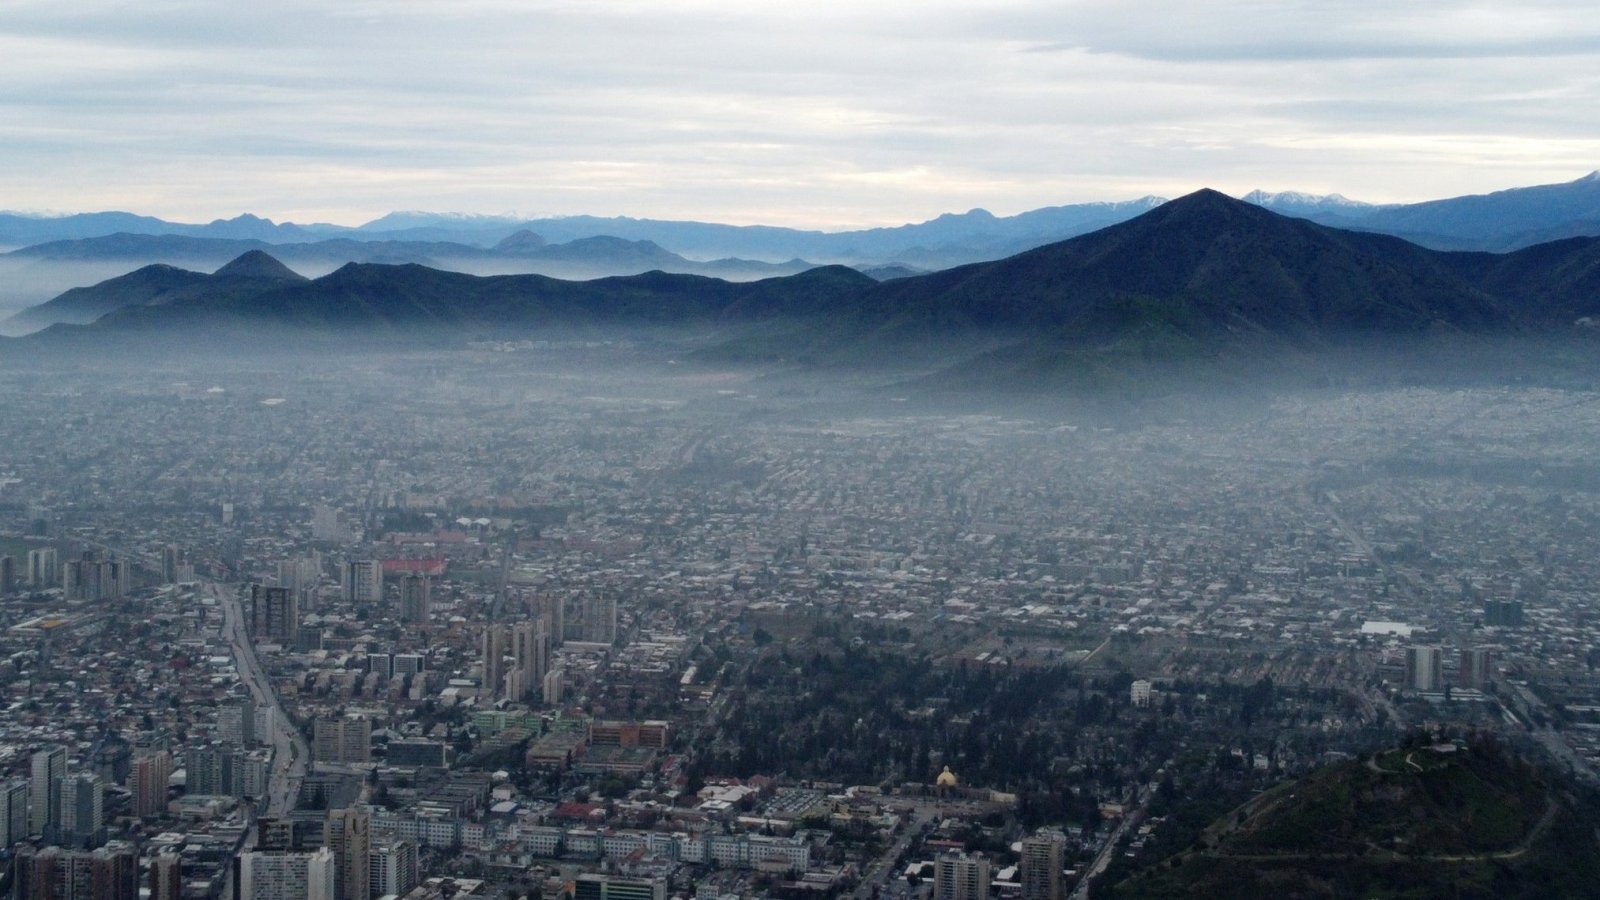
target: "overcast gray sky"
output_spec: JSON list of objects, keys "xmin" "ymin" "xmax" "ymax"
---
[{"xmin": 2, "ymin": 0, "xmax": 1598, "ymax": 228}]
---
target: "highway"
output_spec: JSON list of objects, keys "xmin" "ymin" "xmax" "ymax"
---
[
  {"xmin": 1507, "ymin": 681, "xmax": 1600, "ymax": 788},
  {"xmin": 215, "ymin": 582, "xmax": 309, "ymax": 818}
]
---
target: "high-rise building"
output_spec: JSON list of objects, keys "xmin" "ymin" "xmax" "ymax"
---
[
  {"xmin": 12, "ymin": 845, "xmax": 51, "ymax": 898},
  {"xmin": 149, "ymin": 851, "xmax": 183, "ymax": 900},
  {"xmin": 109, "ymin": 557, "xmax": 132, "ymax": 598},
  {"xmin": 312, "ymin": 717, "xmax": 372, "ymax": 765},
  {"xmin": 59, "ymin": 772, "xmax": 105, "ymax": 847},
  {"xmin": 13, "ymin": 841, "xmax": 137, "ymax": 900},
  {"xmin": 369, "ymin": 840, "xmax": 420, "ymax": 897},
  {"xmin": 1484, "ymin": 599, "xmax": 1525, "ymax": 628},
  {"xmin": 482, "ymin": 624, "xmax": 510, "ymax": 698},
  {"xmin": 0, "ymin": 555, "xmax": 15, "ymax": 594},
  {"xmin": 276, "ymin": 559, "xmax": 297, "ymax": 591},
  {"xmin": 324, "ymin": 807, "xmax": 371, "ymax": 900},
  {"xmin": 934, "ymin": 852, "xmax": 991, "ymax": 900},
  {"xmin": 392, "ymin": 653, "xmax": 425, "ymax": 678},
  {"xmin": 399, "ymin": 574, "xmax": 430, "ymax": 625},
  {"xmin": 187, "ymin": 744, "xmax": 245, "ymax": 797},
  {"xmin": 1405, "ymin": 645, "xmax": 1443, "ymax": 692},
  {"xmin": 1458, "ymin": 647, "xmax": 1494, "ymax": 689},
  {"xmin": 503, "ymin": 666, "xmax": 532, "ymax": 703},
  {"xmin": 538, "ymin": 593, "xmax": 564, "ymax": 649},
  {"xmin": 160, "ymin": 545, "xmax": 182, "ymax": 583},
  {"xmin": 219, "ymin": 697, "xmax": 257, "ymax": 747},
  {"xmin": 90, "ymin": 842, "xmax": 139, "ymax": 900},
  {"xmin": 239, "ymin": 847, "xmax": 336, "ymax": 900},
  {"xmin": 30, "ymin": 745, "xmax": 67, "ymax": 839},
  {"xmin": 62, "ymin": 554, "xmax": 132, "ymax": 601},
  {"xmin": 1, "ymin": 778, "xmax": 30, "ymax": 846},
  {"xmin": 482, "ymin": 620, "xmax": 550, "ymax": 701},
  {"xmin": 1019, "ymin": 831, "xmax": 1065, "ymax": 900},
  {"xmin": 339, "ymin": 560, "xmax": 383, "ymax": 606},
  {"xmin": 278, "ymin": 554, "xmax": 322, "ymax": 611},
  {"xmin": 131, "ymin": 751, "xmax": 173, "ymax": 818},
  {"xmin": 513, "ymin": 619, "xmax": 549, "ymax": 700},
  {"xmin": 256, "ymin": 704, "xmax": 277, "ymax": 745},
  {"xmin": 543, "ymin": 666, "xmax": 563, "ymax": 705},
  {"xmin": 243, "ymin": 751, "xmax": 272, "ymax": 798},
  {"xmin": 577, "ymin": 594, "xmax": 618, "ymax": 644},
  {"xmin": 249, "ymin": 584, "xmax": 299, "ymax": 643},
  {"xmin": 368, "ymin": 652, "xmax": 393, "ymax": 681},
  {"xmin": 27, "ymin": 547, "xmax": 59, "ymax": 588},
  {"xmin": 515, "ymin": 620, "xmax": 548, "ymax": 677},
  {"xmin": 62, "ymin": 555, "xmax": 98, "ymax": 601}
]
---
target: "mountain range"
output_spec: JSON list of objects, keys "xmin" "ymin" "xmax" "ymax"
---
[
  {"xmin": 5, "ymin": 172, "xmax": 1598, "ymax": 266},
  {"xmin": 3, "ymin": 172, "xmax": 1596, "ymax": 332},
  {"xmin": 1246, "ymin": 171, "xmax": 1600, "ymax": 252},
  {"xmin": 9, "ymin": 188, "xmax": 1600, "ymax": 395},
  {"xmin": 3, "ymin": 231, "xmax": 813, "ymax": 283}
]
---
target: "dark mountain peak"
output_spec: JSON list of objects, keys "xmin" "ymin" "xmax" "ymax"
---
[
  {"xmin": 213, "ymin": 250, "xmax": 304, "ymax": 282},
  {"xmin": 84, "ymin": 262, "xmax": 209, "ymax": 288},
  {"xmin": 126, "ymin": 262, "xmax": 201, "ymax": 279},
  {"xmin": 861, "ymin": 185, "xmax": 1510, "ymax": 348},
  {"xmin": 1168, "ymin": 187, "xmax": 1249, "ymax": 209},
  {"xmin": 1121, "ymin": 188, "xmax": 1285, "ymax": 235},
  {"xmin": 494, "ymin": 229, "xmax": 547, "ymax": 252}
]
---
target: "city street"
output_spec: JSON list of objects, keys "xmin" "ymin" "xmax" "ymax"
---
[{"xmin": 215, "ymin": 582, "xmax": 309, "ymax": 818}]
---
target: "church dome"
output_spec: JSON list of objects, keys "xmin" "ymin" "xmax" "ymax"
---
[{"xmin": 936, "ymin": 766, "xmax": 959, "ymax": 787}]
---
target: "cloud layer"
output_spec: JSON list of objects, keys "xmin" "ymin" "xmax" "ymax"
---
[{"xmin": 2, "ymin": 1, "xmax": 1597, "ymax": 227}]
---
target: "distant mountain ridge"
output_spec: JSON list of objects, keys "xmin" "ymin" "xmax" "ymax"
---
[
  {"xmin": 0, "ymin": 211, "xmax": 317, "ymax": 246},
  {"xmin": 3, "ymin": 197, "xmax": 1174, "ymax": 268},
  {"xmin": 0, "ymin": 233, "xmax": 814, "ymax": 319},
  {"xmin": 1240, "ymin": 171, "xmax": 1600, "ymax": 251},
  {"xmin": 12, "ymin": 189, "xmax": 1600, "ymax": 394},
  {"xmin": 5, "ymin": 173, "xmax": 1598, "ymax": 270}
]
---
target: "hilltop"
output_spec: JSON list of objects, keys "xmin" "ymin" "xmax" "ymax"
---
[{"xmin": 1099, "ymin": 737, "xmax": 1600, "ymax": 899}]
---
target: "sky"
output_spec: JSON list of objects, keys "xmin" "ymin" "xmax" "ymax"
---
[{"xmin": 2, "ymin": 0, "xmax": 1599, "ymax": 229}]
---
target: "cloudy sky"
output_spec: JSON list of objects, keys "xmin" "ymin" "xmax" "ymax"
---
[{"xmin": 2, "ymin": 0, "xmax": 1598, "ymax": 228}]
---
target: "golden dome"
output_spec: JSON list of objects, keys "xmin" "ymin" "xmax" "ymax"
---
[{"xmin": 936, "ymin": 766, "xmax": 959, "ymax": 787}]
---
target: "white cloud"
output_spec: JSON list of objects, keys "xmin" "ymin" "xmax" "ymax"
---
[{"xmin": 0, "ymin": 1, "xmax": 1595, "ymax": 226}]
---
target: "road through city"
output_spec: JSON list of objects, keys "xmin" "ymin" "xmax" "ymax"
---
[{"xmin": 215, "ymin": 582, "xmax": 309, "ymax": 819}]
